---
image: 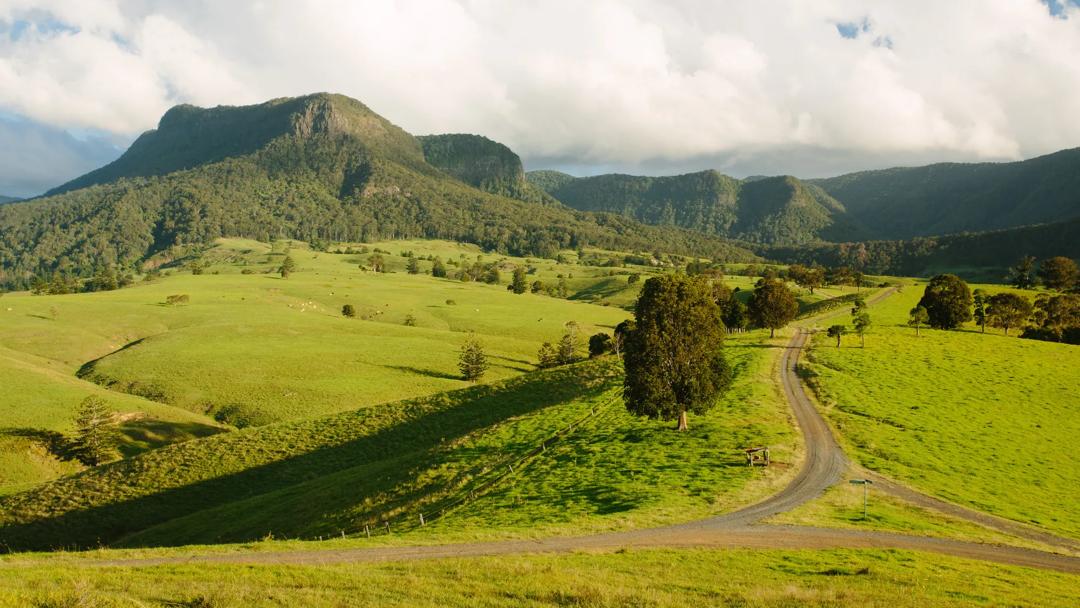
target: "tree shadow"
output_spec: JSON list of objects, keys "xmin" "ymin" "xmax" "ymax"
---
[
  {"xmin": 0, "ymin": 427, "xmax": 80, "ymax": 462},
  {"xmin": 115, "ymin": 419, "xmax": 228, "ymax": 458},
  {"xmin": 382, "ymin": 365, "xmax": 462, "ymax": 381},
  {"xmin": 0, "ymin": 363, "xmax": 616, "ymax": 552}
]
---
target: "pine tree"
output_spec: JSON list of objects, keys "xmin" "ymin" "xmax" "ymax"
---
[
  {"xmin": 431, "ymin": 257, "xmax": 447, "ymax": 278},
  {"xmin": 279, "ymin": 255, "xmax": 297, "ymax": 278},
  {"xmin": 407, "ymin": 257, "xmax": 420, "ymax": 274},
  {"xmin": 458, "ymin": 335, "xmax": 487, "ymax": 381},
  {"xmin": 511, "ymin": 266, "xmax": 528, "ymax": 294},
  {"xmin": 72, "ymin": 396, "xmax": 119, "ymax": 466}
]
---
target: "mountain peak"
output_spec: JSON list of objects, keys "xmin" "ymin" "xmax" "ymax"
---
[{"xmin": 46, "ymin": 93, "xmax": 425, "ymax": 196}]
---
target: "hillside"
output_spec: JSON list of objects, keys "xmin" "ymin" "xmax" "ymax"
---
[
  {"xmin": 527, "ymin": 170, "xmax": 869, "ymax": 246},
  {"xmin": 418, "ymin": 133, "xmax": 555, "ymax": 204},
  {"xmin": 0, "ymin": 94, "xmax": 758, "ymax": 290},
  {"xmin": 811, "ymin": 147, "xmax": 1080, "ymax": 239},
  {"xmin": 0, "ymin": 195, "xmax": 18, "ymax": 205},
  {"xmin": 764, "ymin": 218, "xmax": 1080, "ymax": 281}
]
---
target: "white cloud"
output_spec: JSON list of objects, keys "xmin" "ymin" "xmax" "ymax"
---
[{"xmin": 1, "ymin": 0, "xmax": 1080, "ymax": 181}]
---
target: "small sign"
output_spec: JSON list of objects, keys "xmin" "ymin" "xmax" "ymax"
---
[{"xmin": 849, "ymin": 479, "xmax": 874, "ymax": 485}]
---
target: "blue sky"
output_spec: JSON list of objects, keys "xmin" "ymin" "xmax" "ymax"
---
[{"xmin": 2, "ymin": 1, "xmax": 1080, "ymax": 196}]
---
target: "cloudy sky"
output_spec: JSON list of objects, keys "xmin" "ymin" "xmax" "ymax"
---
[{"xmin": 2, "ymin": 0, "xmax": 1080, "ymax": 197}]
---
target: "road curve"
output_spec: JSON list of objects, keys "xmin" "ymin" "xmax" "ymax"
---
[{"xmin": 48, "ymin": 287, "xmax": 1080, "ymax": 573}]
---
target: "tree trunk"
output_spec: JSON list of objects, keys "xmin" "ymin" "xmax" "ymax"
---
[
  {"xmin": 861, "ymin": 335, "xmax": 865, "ymax": 348},
  {"xmin": 677, "ymin": 409, "xmax": 688, "ymax": 431},
  {"xmin": 770, "ymin": 327, "xmax": 775, "ymax": 338},
  {"xmin": 836, "ymin": 334, "xmax": 841, "ymax": 347}
]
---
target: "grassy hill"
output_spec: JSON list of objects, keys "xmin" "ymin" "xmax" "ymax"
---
[
  {"xmin": 0, "ymin": 93, "xmax": 757, "ymax": 291},
  {"xmin": 528, "ymin": 170, "xmax": 869, "ymax": 246},
  {"xmin": 812, "ymin": 147, "xmax": 1080, "ymax": 240},
  {"xmin": 800, "ymin": 283, "xmax": 1080, "ymax": 538},
  {"xmin": 0, "ymin": 321, "xmax": 793, "ymax": 551}
]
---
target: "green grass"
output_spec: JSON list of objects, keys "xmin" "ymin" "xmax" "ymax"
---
[
  {"xmin": 801, "ymin": 284, "xmax": 1080, "ymax": 538},
  {"xmin": 0, "ymin": 325, "xmax": 793, "ymax": 551},
  {"xmin": 3, "ymin": 548, "xmax": 1077, "ymax": 607}
]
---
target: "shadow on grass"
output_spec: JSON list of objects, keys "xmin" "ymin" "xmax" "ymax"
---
[
  {"xmin": 0, "ymin": 428, "xmax": 79, "ymax": 462},
  {"xmin": 115, "ymin": 419, "xmax": 228, "ymax": 458},
  {"xmin": 382, "ymin": 365, "xmax": 462, "ymax": 381},
  {"xmin": 0, "ymin": 362, "xmax": 617, "ymax": 552}
]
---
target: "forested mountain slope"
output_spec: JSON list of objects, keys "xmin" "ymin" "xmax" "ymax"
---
[{"xmin": 0, "ymin": 94, "xmax": 757, "ymax": 289}]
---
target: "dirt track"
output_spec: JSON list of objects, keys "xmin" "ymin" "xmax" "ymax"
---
[{"xmin": 61, "ymin": 288, "xmax": 1080, "ymax": 573}]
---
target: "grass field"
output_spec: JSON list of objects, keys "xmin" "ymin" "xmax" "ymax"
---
[
  {"xmin": 801, "ymin": 283, "xmax": 1080, "ymax": 538},
  {"xmin": 0, "ymin": 322, "xmax": 794, "ymax": 551},
  {"xmin": 4, "ymin": 548, "xmax": 1077, "ymax": 607}
]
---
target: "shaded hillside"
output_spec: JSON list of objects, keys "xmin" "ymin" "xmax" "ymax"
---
[
  {"xmin": 763, "ymin": 219, "xmax": 1080, "ymax": 281},
  {"xmin": 419, "ymin": 134, "xmax": 555, "ymax": 204},
  {"xmin": 524, "ymin": 169, "xmax": 577, "ymax": 193},
  {"xmin": 812, "ymin": 148, "xmax": 1080, "ymax": 239},
  {"xmin": 0, "ymin": 195, "xmax": 19, "ymax": 205},
  {"xmin": 0, "ymin": 95, "xmax": 758, "ymax": 289},
  {"xmin": 528, "ymin": 170, "xmax": 868, "ymax": 246}
]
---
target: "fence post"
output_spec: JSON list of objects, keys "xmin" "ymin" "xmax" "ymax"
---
[{"xmin": 420, "ymin": 513, "xmax": 425, "ymax": 526}]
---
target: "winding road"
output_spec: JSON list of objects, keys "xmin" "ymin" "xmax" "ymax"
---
[{"xmin": 67, "ymin": 289, "xmax": 1080, "ymax": 573}]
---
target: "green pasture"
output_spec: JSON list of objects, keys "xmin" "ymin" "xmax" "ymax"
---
[
  {"xmin": 802, "ymin": 284, "xmax": 1080, "ymax": 538},
  {"xmin": 4, "ymin": 548, "xmax": 1077, "ymax": 607}
]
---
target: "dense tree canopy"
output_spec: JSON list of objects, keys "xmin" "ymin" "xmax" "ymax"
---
[
  {"xmin": 917, "ymin": 274, "xmax": 973, "ymax": 330},
  {"xmin": 986, "ymin": 292, "xmax": 1033, "ymax": 336},
  {"xmin": 747, "ymin": 278, "xmax": 799, "ymax": 338},
  {"xmin": 1039, "ymin": 256, "xmax": 1079, "ymax": 292},
  {"xmin": 622, "ymin": 275, "xmax": 732, "ymax": 431}
]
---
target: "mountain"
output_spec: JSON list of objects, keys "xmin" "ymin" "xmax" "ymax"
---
[
  {"xmin": 0, "ymin": 195, "xmax": 19, "ymax": 205},
  {"xmin": 418, "ymin": 134, "xmax": 555, "ymax": 204},
  {"xmin": 811, "ymin": 148, "xmax": 1080, "ymax": 239},
  {"xmin": 764, "ymin": 218, "xmax": 1080, "ymax": 281},
  {"xmin": 527, "ymin": 170, "xmax": 869, "ymax": 246},
  {"xmin": 0, "ymin": 94, "xmax": 757, "ymax": 289}
]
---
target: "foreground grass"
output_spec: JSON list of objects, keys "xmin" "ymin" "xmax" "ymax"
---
[
  {"xmin": 801, "ymin": 285, "xmax": 1080, "ymax": 538},
  {"xmin": 4, "ymin": 548, "xmax": 1077, "ymax": 607}
]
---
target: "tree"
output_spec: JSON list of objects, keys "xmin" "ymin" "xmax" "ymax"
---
[
  {"xmin": 789, "ymin": 264, "xmax": 825, "ymax": 294},
  {"xmin": 627, "ymin": 273, "xmax": 641, "ymax": 284},
  {"xmin": 531, "ymin": 280, "xmax": 544, "ymax": 293},
  {"xmin": 588, "ymin": 332, "xmax": 612, "ymax": 357},
  {"xmin": 747, "ymin": 278, "xmax": 798, "ymax": 338},
  {"xmin": 1039, "ymin": 257, "xmax": 1079, "ymax": 292},
  {"xmin": 484, "ymin": 266, "xmax": 501, "ymax": 285},
  {"xmin": 986, "ymin": 292, "xmax": 1033, "ymax": 336},
  {"xmin": 458, "ymin": 336, "xmax": 487, "ymax": 381},
  {"xmin": 622, "ymin": 275, "xmax": 732, "ymax": 431},
  {"xmin": 556, "ymin": 322, "xmax": 581, "ymax": 364},
  {"xmin": 827, "ymin": 324, "xmax": 846, "ymax": 347},
  {"xmin": 722, "ymin": 299, "xmax": 748, "ymax": 333},
  {"xmin": 557, "ymin": 276, "xmax": 570, "ymax": 298},
  {"xmin": 511, "ymin": 266, "xmax": 528, "ymax": 294},
  {"xmin": 908, "ymin": 306, "xmax": 929, "ymax": 336},
  {"xmin": 972, "ymin": 289, "xmax": 988, "ymax": 333},
  {"xmin": 852, "ymin": 312, "xmax": 871, "ymax": 347},
  {"xmin": 917, "ymin": 274, "xmax": 972, "ymax": 329},
  {"xmin": 72, "ymin": 396, "xmax": 119, "ymax": 466},
  {"xmin": 369, "ymin": 254, "xmax": 385, "ymax": 273},
  {"xmin": 536, "ymin": 342, "xmax": 559, "ymax": 368},
  {"xmin": 406, "ymin": 257, "xmax": 420, "ymax": 274},
  {"xmin": 1008, "ymin": 256, "xmax": 1037, "ymax": 290},
  {"xmin": 431, "ymin": 257, "xmax": 447, "ymax": 278},
  {"xmin": 342, "ymin": 304, "xmax": 356, "ymax": 318},
  {"xmin": 279, "ymin": 255, "xmax": 296, "ymax": 279},
  {"xmin": 612, "ymin": 319, "xmax": 633, "ymax": 355},
  {"xmin": 1023, "ymin": 294, "xmax": 1080, "ymax": 343}
]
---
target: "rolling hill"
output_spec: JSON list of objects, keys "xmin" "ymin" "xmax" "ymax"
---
[
  {"xmin": 418, "ymin": 133, "xmax": 556, "ymax": 205},
  {"xmin": 527, "ymin": 170, "xmax": 870, "ymax": 246},
  {"xmin": 0, "ymin": 195, "xmax": 19, "ymax": 205},
  {"xmin": 0, "ymin": 93, "xmax": 757, "ymax": 290}
]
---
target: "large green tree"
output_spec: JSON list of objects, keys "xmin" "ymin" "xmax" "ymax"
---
[
  {"xmin": 458, "ymin": 335, "xmax": 487, "ymax": 381},
  {"xmin": 510, "ymin": 266, "xmax": 528, "ymax": 294},
  {"xmin": 917, "ymin": 274, "xmax": 972, "ymax": 329},
  {"xmin": 986, "ymin": 292, "xmax": 1033, "ymax": 336},
  {"xmin": 747, "ymin": 278, "xmax": 799, "ymax": 337},
  {"xmin": 622, "ymin": 275, "xmax": 732, "ymax": 431},
  {"xmin": 1008, "ymin": 256, "xmax": 1037, "ymax": 290},
  {"xmin": 1038, "ymin": 256, "xmax": 1079, "ymax": 292}
]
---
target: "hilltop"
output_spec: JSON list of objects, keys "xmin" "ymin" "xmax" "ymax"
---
[
  {"xmin": 418, "ymin": 133, "xmax": 556, "ymax": 204},
  {"xmin": 527, "ymin": 170, "xmax": 869, "ymax": 246},
  {"xmin": 0, "ymin": 94, "xmax": 757, "ymax": 290}
]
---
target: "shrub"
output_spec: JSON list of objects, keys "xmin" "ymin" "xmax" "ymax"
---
[
  {"xmin": 342, "ymin": 304, "xmax": 356, "ymax": 318},
  {"xmin": 165, "ymin": 294, "xmax": 190, "ymax": 306}
]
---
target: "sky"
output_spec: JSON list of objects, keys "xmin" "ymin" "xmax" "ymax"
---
[{"xmin": 2, "ymin": 0, "xmax": 1080, "ymax": 197}]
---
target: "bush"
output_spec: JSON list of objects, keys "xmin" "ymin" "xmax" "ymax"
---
[
  {"xmin": 165, "ymin": 294, "xmax": 190, "ymax": 306},
  {"xmin": 213, "ymin": 403, "xmax": 276, "ymax": 429},
  {"xmin": 342, "ymin": 304, "xmax": 356, "ymax": 318},
  {"xmin": 404, "ymin": 314, "xmax": 417, "ymax": 327}
]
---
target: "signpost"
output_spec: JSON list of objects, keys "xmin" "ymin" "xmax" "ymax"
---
[{"xmin": 849, "ymin": 479, "xmax": 874, "ymax": 519}]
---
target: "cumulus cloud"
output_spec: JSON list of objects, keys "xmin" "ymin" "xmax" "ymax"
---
[
  {"xmin": 0, "ymin": 115, "xmax": 122, "ymax": 197},
  {"xmin": 2, "ymin": 0, "xmax": 1080, "ymax": 190}
]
